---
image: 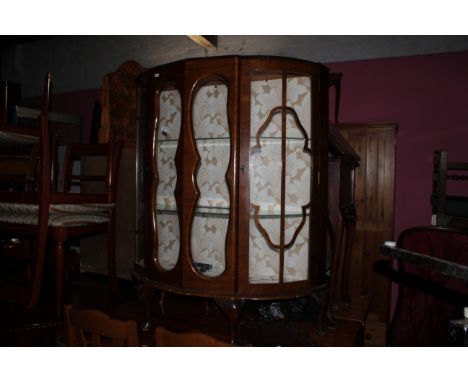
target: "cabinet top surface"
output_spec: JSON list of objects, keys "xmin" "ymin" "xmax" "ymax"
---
[{"xmin": 138, "ymin": 55, "xmax": 329, "ymax": 82}]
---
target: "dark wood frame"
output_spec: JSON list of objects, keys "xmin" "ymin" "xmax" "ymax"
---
[
  {"xmin": 135, "ymin": 56, "xmax": 329, "ymax": 341},
  {"xmin": 324, "ymin": 125, "xmax": 360, "ymax": 324}
]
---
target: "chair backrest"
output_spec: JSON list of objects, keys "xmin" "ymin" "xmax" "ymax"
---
[
  {"xmin": 0, "ymin": 75, "xmax": 49, "ymax": 193},
  {"xmin": 1, "ymin": 81, "xmax": 7, "ymax": 125},
  {"xmin": 391, "ymin": 226, "xmax": 468, "ymax": 346},
  {"xmin": 64, "ymin": 304, "xmax": 139, "ymax": 346},
  {"xmin": 60, "ymin": 139, "xmax": 122, "ymax": 202},
  {"xmin": 155, "ymin": 326, "xmax": 234, "ymax": 347},
  {"xmin": 432, "ymin": 149, "xmax": 468, "ymax": 226},
  {"xmin": 0, "ymin": 81, "xmax": 20, "ymax": 125}
]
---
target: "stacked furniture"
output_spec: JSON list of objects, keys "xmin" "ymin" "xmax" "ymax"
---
[{"xmin": 0, "ymin": 75, "xmax": 122, "ymax": 313}]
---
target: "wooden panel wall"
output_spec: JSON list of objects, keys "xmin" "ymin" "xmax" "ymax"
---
[{"xmin": 337, "ymin": 123, "xmax": 397, "ymax": 326}]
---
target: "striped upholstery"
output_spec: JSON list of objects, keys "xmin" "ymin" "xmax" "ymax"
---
[
  {"xmin": 0, "ymin": 131, "xmax": 39, "ymax": 146},
  {"xmin": 0, "ymin": 202, "xmax": 114, "ymax": 227}
]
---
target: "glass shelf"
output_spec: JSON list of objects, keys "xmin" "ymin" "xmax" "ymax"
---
[
  {"xmin": 249, "ymin": 210, "xmax": 310, "ymax": 219},
  {"xmin": 195, "ymin": 137, "xmax": 230, "ymax": 141},
  {"xmin": 195, "ymin": 206, "xmax": 230, "ymax": 218},
  {"xmin": 250, "ymin": 136, "xmax": 309, "ymax": 141},
  {"xmin": 157, "ymin": 206, "xmax": 231, "ymax": 219},
  {"xmin": 158, "ymin": 137, "xmax": 230, "ymax": 142},
  {"xmin": 156, "ymin": 207, "xmax": 309, "ymax": 219},
  {"xmin": 157, "ymin": 138, "xmax": 179, "ymax": 142}
]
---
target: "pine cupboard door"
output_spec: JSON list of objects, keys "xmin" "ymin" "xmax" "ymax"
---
[
  {"xmin": 337, "ymin": 123, "xmax": 397, "ymax": 323},
  {"xmin": 238, "ymin": 58, "xmax": 328, "ymax": 298},
  {"xmin": 138, "ymin": 62, "xmax": 186, "ymax": 287},
  {"xmin": 181, "ymin": 57, "xmax": 239, "ymax": 293}
]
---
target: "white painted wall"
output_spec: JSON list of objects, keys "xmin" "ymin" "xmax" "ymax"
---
[{"xmin": 2, "ymin": 35, "xmax": 468, "ymax": 96}]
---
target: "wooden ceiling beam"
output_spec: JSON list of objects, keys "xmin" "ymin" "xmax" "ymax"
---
[{"xmin": 187, "ymin": 35, "xmax": 217, "ymax": 50}]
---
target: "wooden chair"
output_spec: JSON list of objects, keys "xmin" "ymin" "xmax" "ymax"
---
[
  {"xmin": 432, "ymin": 149, "xmax": 468, "ymax": 228},
  {"xmin": 155, "ymin": 326, "xmax": 235, "ymax": 347},
  {"xmin": 64, "ymin": 304, "xmax": 139, "ymax": 346},
  {"xmin": 389, "ymin": 226, "xmax": 468, "ymax": 345},
  {"xmin": 50, "ymin": 139, "xmax": 122, "ymax": 311},
  {"xmin": 0, "ymin": 73, "xmax": 122, "ymax": 313},
  {"xmin": 0, "ymin": 81, "xmax": 41, "ymax": 192}
]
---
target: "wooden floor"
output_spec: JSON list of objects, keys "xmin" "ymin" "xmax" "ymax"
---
[{"xmin": 0, "ymin": 272, "xmax": 365, "ymax": 346}]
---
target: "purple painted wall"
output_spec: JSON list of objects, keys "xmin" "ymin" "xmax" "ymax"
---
[{"xmin": 328, "ymin": 51, "xmax": 468, "ymax": 239}]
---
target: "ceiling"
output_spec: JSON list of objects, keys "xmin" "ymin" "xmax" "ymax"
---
[{"xmin": 0, "ymin": 36, "xmax": 53, "ymax": 51}]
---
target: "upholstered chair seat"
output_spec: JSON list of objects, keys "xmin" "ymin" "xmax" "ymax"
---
[{"xmin": 0, "ymin": 202, "xmax": 113, "ymax": 226}]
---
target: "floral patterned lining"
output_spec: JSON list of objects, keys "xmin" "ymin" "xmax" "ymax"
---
[
  {"xmin": 249, "ymin": 75, "xmax": 312, "ymax": 283},
  {"xmin": 190, "ymin": 83, "xmax": 230, "ymax": 277},
  {"xmin": 155, "ymin": 89, "xmax": 181, "ymax": 270}
]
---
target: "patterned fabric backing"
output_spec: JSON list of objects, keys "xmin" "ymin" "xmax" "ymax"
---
[
  {"xmin": 0, "ymin": 202, "xmax": 113, "ymax": 227},
  {"xmin": 156, "ymin": 89, "xmax": 182, "ymax": 271},
  {"xmin": 190, "ymin": 83, "xmax": 230, "ymax": 277},
  {"xmin": 248, "ymin": 76, "xmax": 312, "ymax": 284}
]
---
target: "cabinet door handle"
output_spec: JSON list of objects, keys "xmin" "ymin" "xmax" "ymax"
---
[{"xmin": 240, "ymin": 165, "xmax": 245, "ymax": 173}]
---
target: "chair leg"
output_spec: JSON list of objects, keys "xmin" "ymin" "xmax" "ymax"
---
[
  {"xmin": 55, "ymin": 241, "xmax": 65, "ymax": 315},
  {"xmin": 27, "ymin": 227, "xmax": 48, "ymax": 309},
  {"xmin": 107, "ymin": 212, "xmax": 118, "ymax": 291}
]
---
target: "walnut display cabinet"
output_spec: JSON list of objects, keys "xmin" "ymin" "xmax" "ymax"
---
[{"xmin": 135, "ymin": 56, "xmax": 329, "ymax": 341}]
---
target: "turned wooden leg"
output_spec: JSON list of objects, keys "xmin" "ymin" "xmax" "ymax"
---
[
  {"xmin": 27, "ymin": 226, "xmax": 48, "ymax": 309},
  {"xmin": 107, "ymin": 210, "xmax": 118, "ymax": 291},
  {"xmin": 138, "ymin": 283, "xmax": 162, "ymax": 332},
  {"xmin": 341, "ymin": 206, "xmax": 356, "ymax": 304},
  {"xmin": 214, "ymin": 298, "xmax": 244, "ymax": 344},
  {"xmin": 55, "ymin": 241, "xmax": 65, "ymax": 315},
  {"xmin": 323, "ymin": 217, "xmax": 344, "ymax": 326}
]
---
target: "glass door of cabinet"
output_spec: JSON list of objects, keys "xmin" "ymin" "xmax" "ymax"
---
[
  {"xmin": 136, "ymin": 62, "xmax": 186, "ymax": 286},
  {"xmin": 247, "ymin": 70, "xmax": 313, "ymax": 285},
  {"xmin": 190, "ymin": 80, "xmax": 231, "ymax": 277},
  {"xmin": 153, "ymin": 86, "xmax": 182, "ymax": 271}
]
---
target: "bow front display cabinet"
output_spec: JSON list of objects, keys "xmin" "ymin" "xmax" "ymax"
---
[{"xmin": 135, "ymin": 56, "xmax": 329, "ymax": 341}]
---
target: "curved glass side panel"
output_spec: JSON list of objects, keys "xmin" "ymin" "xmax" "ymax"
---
[
  {"xmin": 248, "ymin": 72, "xmax": 312, "ymax": 284},
  {"xmin": 284, "ymin": 75, "xmax": 312, "ymax": 282},
  {"xmin": 249, "ymin": 72, "xmax": 282, "ymax": 283},
  {"xmin": 136, "ymin": 86, "xmax": 147, "ymax": 267},
  {"xmin": 155, "ymin": 88, "xmax": 181, "ymax": 270},
  {"xmin": 190, "ymin": 82, "xmax": 230, "ymax": 277}
]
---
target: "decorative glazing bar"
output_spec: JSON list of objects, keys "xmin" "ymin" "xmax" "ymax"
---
[
  {"xmin": 250, "ymin": 105, "xmax": 312, "ymax": 253},
  {"xmin": 251, "ymin": 106, "xmax": 311, "ymax": 153},
  {"xmin": 250, "ymin": 202, "xmax": 310, "ymax": 250}
]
